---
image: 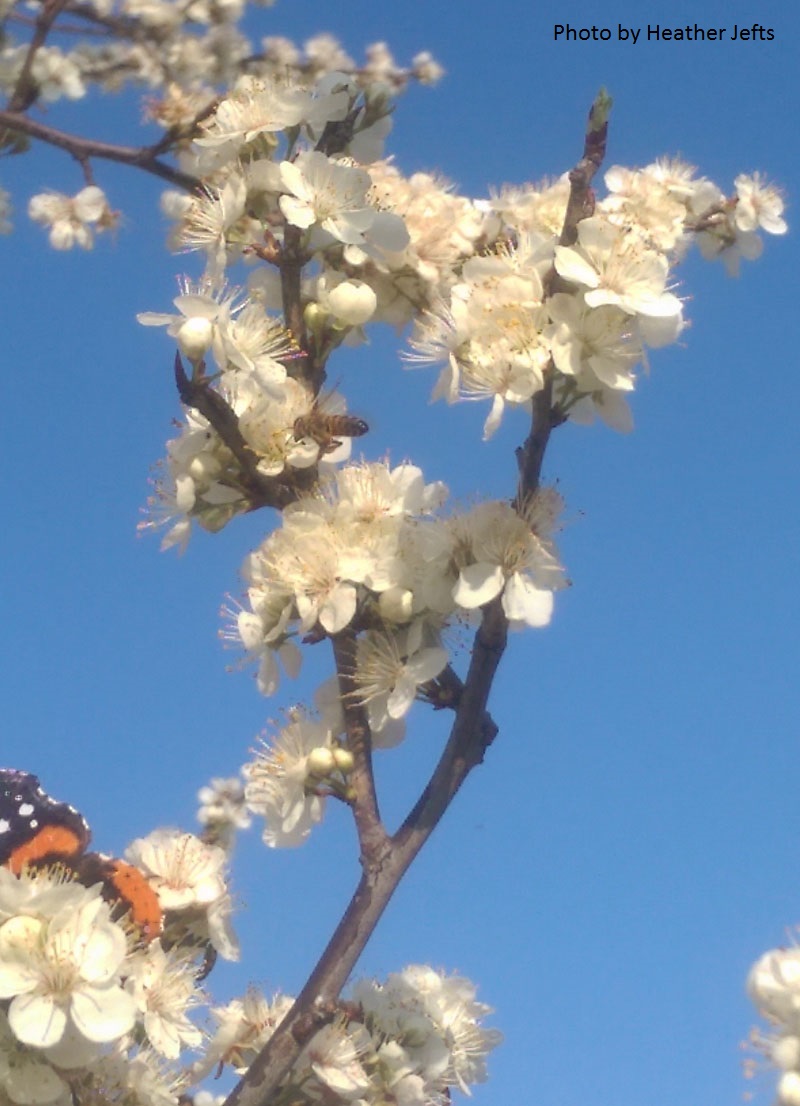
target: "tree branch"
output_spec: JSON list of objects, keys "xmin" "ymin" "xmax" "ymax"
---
[
  {"xmin": 330, "ymin": 630, "xmax": 386, "ymax": 861},
  {"xmin": 7, "ymin": 0, "xmax": 69, "ymax": 112},
  {"xmin": 278, "ymin": 224, "xmax": 313, "ymax": 386},
  {"xmin": 555, "ymin": 87, "xmax": 612, "ymax": 251},
  {"xmin": 516, "ymin": 88, "xmax": 612, "ymax": 504},
  {"xmin": 515, "ymin": 375, "xmax": 561, "ymax": 506},
  {"xmin": 173, "ymin": 354, "xmax": 302, "ymax": 512},
  {"xmin": 0, "ymin": 110, "xmax": 200, "ymax": 192},
  {"xmin": 421, "ymin": 663, "xmax": 499, "ymax": 747},
  {"xmin": 395, "ymin": 597, "xmax": 507, "ymax": 848}
]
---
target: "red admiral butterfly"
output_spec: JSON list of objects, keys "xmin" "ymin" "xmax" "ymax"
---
[{"xmin": 0, "ymin": 768, "xmax": 162, "ymax": 941}]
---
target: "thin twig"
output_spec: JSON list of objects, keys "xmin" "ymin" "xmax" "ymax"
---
[
  {"xmin": 516, "ymin": 88, "xmax": 612, "ymax": 505},
  {"xmin": 330, "ymin": 630, "xmax": 385, "ymax": 861},
  {"xmin": 173, "ymin": 355, "xmax": 300, "ymax": 511},
  {"xmin": 276, "ymin": 100, "xmax": 365, "ymax": 394},
  {"xmin": 278, "ymin": 225, "xmax": 313, "ymax": 384},
  {"xmin": 555, "ymin": 87, "xmax": 612, "ymax": 251},
  {"xmin": 0, "ymin": 110, "xmax": 200, "ymax": 192},
  {"xmin": 8, "ymin": 0, "xmax": 69, "ymax": 112}
]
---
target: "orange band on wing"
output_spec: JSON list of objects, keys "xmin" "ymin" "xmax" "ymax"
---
[{"xmin": 5, "ymin": 827, "xmax": 86, "ymax": 874}]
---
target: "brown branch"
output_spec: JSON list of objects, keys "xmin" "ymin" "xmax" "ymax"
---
[
  {"xmin": 8, "ymin": 0, "xmax": 69, "ymax": 112},
  {"xmin": 330, "ymin": 631, "xmax": 385, "ymax": 859},
  {"xmin": 421, "ymin": 663, "xmax": 499, "ymax": 746},
  {"xmin": 396, "ymin": 598, "xmax": 507, "ymax": 847},
  {"xmin": 555, "ymin": 87, "xmax": 612, "ymax": 251},
  {"xmin": 61, "ymin": 0, "xmax": 147, "ymax": 36},
  {"xmin": 224, "ymin": 860, "xmax": 400, "ymax": 1106},
  {"xmin": 517, "ymin": 88, "xmax": 612, "ymax": 505},
  {"xmin": 0, "ymin": 110, "xmax": 200, "ymax": 192},
  {"xmin": 278, "ymin": 225, "xmax": 313, "ymax": 385},
  {"xmin": 515, "ymin": 376, "xmax": 559, "ymax": 506},
  {"xmin": 173, "ymin": 355, "xmax": 300, "ymax": 512},
  {"xmin": 275, "ymin": 101, "xmax": 365, "ymax": 395},
  {"xmin": 8, "ymin": 5, "xmax": 126, "ymax": 37}
]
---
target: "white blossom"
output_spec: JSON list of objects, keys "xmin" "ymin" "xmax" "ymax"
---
[
  {"xmin": 137, "ymin": 278, "xmax": 242, "ymax": 356},
  {"xmin": 0, "ymin": 887, "xmax": 135, "ymax": 1048},
  {"xmin": 554, "ymin": 216, "xmax": 683, "ymax": 319},
  {"xmin": 197, "ymin": 776, "xmax": 251, "ymax": 833},
  {"xmin": 28, "ymin": 186, "xmax": 112, "ymax": 250},
  {"xmin": 126, "ymin": 943, "xmax": 203, "ymax": 1058},
  {"xmin": 734, "ymin": 173, "xmax": 787, "ymax": 235},
  {"xmin": 279, "ymin": 151, "xmax": 409, "ymax": 253},
  {"xmin": 354, "ymin": 627, "xmax": 448, "ymax": 735},
  {"xmin": 449, "ymin": 495, "xmax": 565, "ymax": 628},
  {"xmin": 297, "ymin": 1019, "xmax": 373, "ymax": 1099},
  {"xmin": 195, "ymin": 989, "xmax": 294, "ymax": 1077},
  {"xmin": 355, "ymin": 965, "xmax": 502, "ymax": 1098},
  {"xmin": 243, "ymin": 711, "xmax": 337, "ymax": 847},
  {"xmin": 126, "ymin": 829, "xmax": 228, "ymax": 911}
]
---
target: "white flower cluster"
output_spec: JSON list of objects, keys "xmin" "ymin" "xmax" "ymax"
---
[
  {"xmin": 155, "ymin": 71, "xmax": 493, "ymax": 315},
  {"xmin": 9, "ymin": 12, "xmax": 440, "ymax": 247},
  {"xmin": 232, "ymin": 459, "xmax": 562, "ymax": 687},
  {"xmin": 196, "ymin": 775, "xmax": 251, "ymax": 850},
  {"xmin": 137, "ymin": 72, "xmax": 501, "ymax": 549},
  {"xmin": 27, "ymin": 186, "xmax": 116, "ymax": 251},
  {"xmin": 0, "ymin": 830, "xmax": 238, "ymax": 1106},
  {"xmin": 2, "ymin": 9, "xmax": 440, "ymax": 116},
  {"xmin": 410, "ymin": 161, "xmax": 786, "ymax": 436},
  {"xmin": 748, "ymin": 946, "xmax": 800, "ymax": 1105},
  {"xmin": 242, "ymin": 708, "xmax": 352, "ymax": 848},
  {"xmin": 126, "ymin": 828, "xmax": 240, "ymax": 962},
  {"xmin": 0, "ymin": 794, "xmax": 495, "ymax": 1105},
  {"xmin": 163, "ymin": 72, "xmax": 413, "ymax": 269},
  {"xmin": 229, "ymin": 467, "xmax": 562, "ymax": 847},
  {"xmin": 141, "ymin": 77, "xmax": 786, "ymax": 555},
  {"xmin": 138, "ymin": 76, "xmax": 785, "ymax": 873},
  {"xmin": 197, "ymin": 964, "xmax": 500, "ymax": 1106}
]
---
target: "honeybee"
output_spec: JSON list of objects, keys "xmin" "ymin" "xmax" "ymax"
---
[{"xmin": 293, "ymin": 404, "xmax": 369, "ymax": 455}]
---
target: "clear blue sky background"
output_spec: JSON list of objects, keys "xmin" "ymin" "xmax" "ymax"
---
[{"xmin": 2, "ymin": 1, "xmax": 798, "ymax": 1103}]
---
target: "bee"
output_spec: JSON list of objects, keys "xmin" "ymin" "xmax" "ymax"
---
[{"xmin": 293, "ymin": 404, "xmax": 369, "ymax": 455}]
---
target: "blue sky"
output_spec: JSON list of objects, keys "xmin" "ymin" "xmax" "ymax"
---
[{"xmin": 2, "ymin": 1, "xmax": 798, "ymax": 1103}]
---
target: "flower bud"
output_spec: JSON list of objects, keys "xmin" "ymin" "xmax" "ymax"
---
[
  {"xmin": 332, "ymin": 747, "xmax": 354, "ymax": 774},
  {"xmin": 779, "ymin": 1071, "xmax": 800, "ymax": 1106},
  {"xmin": 327, "ymin": 279, "xmax": 377, "ymax": 326},
  {"xmin": 748, "ymin": 949, "xmax": 800, "ymax": 1020},
  {"xmin": 304, "ymin": 302, "xmax": 329, "ymax": 337},
  {"xmin": 306, "ymin": 746, "xmax": 335, "ymax": 778},
  {"xmin": 774, "ymin": 1036, "xmax": 800, "ymax": 1071},
  {"xmin": 178, "ymin": 316, "xmax": 214, "ymax": 360}
]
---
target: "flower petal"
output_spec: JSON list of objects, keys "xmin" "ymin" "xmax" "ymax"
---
[
  {"xmin": 71, "ymin": 984, "xmax": 136, "ymax": 1043},
  {"xmin": 9, "ymin": 993, "xmax": 67, "ymax": 1048},
  {"xmin": 453, "ymin": 563, "xmax": 504, "ymax": 609}
]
